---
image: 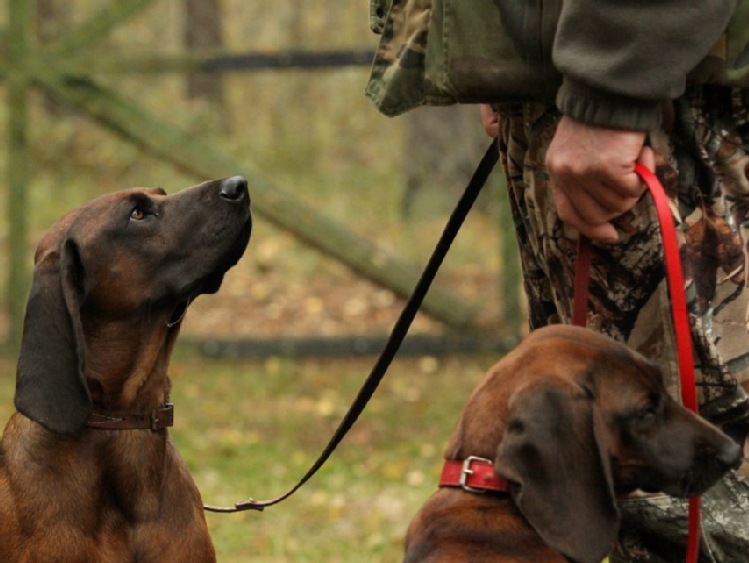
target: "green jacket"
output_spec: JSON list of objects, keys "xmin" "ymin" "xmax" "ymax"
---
[{"xmin": 366, "ymin": 0, "xmax": 749, "ymax": 130}]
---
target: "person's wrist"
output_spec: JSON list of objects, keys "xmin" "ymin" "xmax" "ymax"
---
[{"xmin": 556, "ymin": 77, "xmax": 662, "ymax": 131}]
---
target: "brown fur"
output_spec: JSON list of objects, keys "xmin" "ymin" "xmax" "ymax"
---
[
  {"xmin": 0, "ymin": 177, "xmax": 251, "ymax": 562},
  {"xmin": 404, "ymin": 325, "xmax": 743, "ymax": 563}
]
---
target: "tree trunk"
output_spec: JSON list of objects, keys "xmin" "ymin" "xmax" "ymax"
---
[
  {"xmin": 183, "ymin": 0, "xmax": 225, "ymax": 104},
  {"xmin": 36, "ymin": 0, "xmax": 73, "ymax": 116}
]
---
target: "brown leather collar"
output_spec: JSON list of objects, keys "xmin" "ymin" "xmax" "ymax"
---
[
  {"xmin": 439, "ymin": 457, "xmax": 509, "ymax": 494},
  {"xmin": 86, "ymin": 403, "xmax": 174, "ymax": 431}
]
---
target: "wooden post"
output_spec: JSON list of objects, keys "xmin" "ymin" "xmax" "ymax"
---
[
  {"xmin": 6, "ymin": 0, "xmax": 33, "ymax": 350},
  {"xmin": 183, "ymin": 0, "xmax": 225, "ymax": 103},
  {"xmin": 45, "ymin": 0, "xmax": 155, "ymax": 55},
  {"xmin": 37, "ymin": 0, "xmax": 73, "ymax": 116}
]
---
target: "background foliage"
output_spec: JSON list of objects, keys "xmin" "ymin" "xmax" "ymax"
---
[{"xmin": 0, "ymin": 1, "xmax": 522, "ymax": 560}]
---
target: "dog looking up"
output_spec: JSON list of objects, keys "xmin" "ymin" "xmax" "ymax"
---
[{"xmin": 0, "ymin": 177, "xmax": 251, "ymax": 562}]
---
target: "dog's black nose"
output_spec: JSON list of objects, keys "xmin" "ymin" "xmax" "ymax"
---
[
  {"xmin": 220, "ymin": 176, "xmax": 249, "ymax": 203},
  {"xmin": 717, "ymin": 439, "xmax": 743, "ymax": 469}
]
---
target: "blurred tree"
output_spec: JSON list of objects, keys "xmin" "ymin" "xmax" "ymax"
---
[
  {"xmin": 183, "ymin": 0, "xmax": 225, "ymax": 119},
  {"xmin": 36, "ymin": 0, "xmax": 74, "ymax": 116},
  {"xmin": 403, "ymin": 105, "xmax": 492, "ymax": 217}
]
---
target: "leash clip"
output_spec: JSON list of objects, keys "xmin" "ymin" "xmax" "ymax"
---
[{"xmin": 460, "ymin": 456, "xmax": 493, "ymax": 494}]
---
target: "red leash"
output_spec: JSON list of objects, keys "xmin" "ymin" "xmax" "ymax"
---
[{"xmin": 573, "ymin": 164, "xmax": 700, "ymax": 563}]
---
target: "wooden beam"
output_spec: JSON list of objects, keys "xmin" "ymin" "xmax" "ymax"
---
[
  {"xmin": 69, "ymin": 49, "xmax": 377, "ymax": 75},
  {"xmin": 5, "ymin": 0, "xmax": 32, "ymax": 349},
  {"xmin": 34, "ymin": 73, "xmax": 481, "ymax": 329},
  {"xmin": 46, "ymin": 0, "xmax": 154, "ymax": 55}
]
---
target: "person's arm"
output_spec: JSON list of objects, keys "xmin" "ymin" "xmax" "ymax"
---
[
  {"xmin": 546, "ymin": 1, "xmax": 735, "ymax": 240},
  {"xmin": 553, "ymin": 0, "xmax": 736, "ymax": 131}
]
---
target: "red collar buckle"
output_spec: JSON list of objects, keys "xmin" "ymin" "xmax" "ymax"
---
[{"xmin": 439, "ymin": 456, "xmax": 509, "ymax": 494}]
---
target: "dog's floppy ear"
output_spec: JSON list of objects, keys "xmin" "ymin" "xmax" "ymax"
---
[
  {"xmin": 495, "ymin": 380, "xmax": 618, "ymax": 563},
  {"xmin": 15, "ymin": 238, "xmax": 91, "ymax": 434}
]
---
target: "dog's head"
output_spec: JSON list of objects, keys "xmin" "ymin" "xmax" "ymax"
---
[
  {"xmin": 15, "ymin": 177, "xmax": 251, "ymax": 434},
  {"xmin": 490, "ymin": 326, "xmax": 742, "ymax": 563}
]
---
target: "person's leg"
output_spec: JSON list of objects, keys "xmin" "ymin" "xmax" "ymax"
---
[{"xmin": 498, "ymin": 104, "xmax": 563, "ymax": 331}]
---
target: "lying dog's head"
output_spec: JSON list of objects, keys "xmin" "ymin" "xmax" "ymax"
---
[
  {"xmin": 15, "ymin": 177, "xmax": 251, "ymax": 434},
  {"xmin": 449, "ymin": 325, "xmax": 742, "ymax": 563}
]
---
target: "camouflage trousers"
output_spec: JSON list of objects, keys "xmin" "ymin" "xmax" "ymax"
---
[{"xmin": 497, "ymin": 85, "xmax": 749, "ymax": 562}]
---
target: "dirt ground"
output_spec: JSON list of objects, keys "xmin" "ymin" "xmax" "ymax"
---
[{"xmin": 180, "ymin": 250, "xmax": 500, "ymax": 342}]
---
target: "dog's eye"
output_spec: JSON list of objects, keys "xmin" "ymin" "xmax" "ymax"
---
[
  {"xmin": 635, "ymin": 403, "xmax": 659, "ymax": 428},
  {"xmin": 639, "ymin": 408, "xmax": 657, "ymax": 425},
  {"xmin": 130, "ymin": 207, "xmax": 146, "ymax": 221}
]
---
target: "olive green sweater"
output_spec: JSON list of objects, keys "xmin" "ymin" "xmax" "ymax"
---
[{"xmin": 538, "ymin": 0, "xmax": 736, "ymax": 129}]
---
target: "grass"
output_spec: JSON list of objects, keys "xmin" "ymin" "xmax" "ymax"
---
[{"xmin": 0, "ymin": 348, "xmax": 493, "ymax": 562}]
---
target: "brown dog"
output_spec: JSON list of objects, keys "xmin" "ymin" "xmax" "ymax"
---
[
  {"xmin": 404, "ymin": 325, "xmax": 743, "ymax": 563},
  {"xmin": 0, "ymin": 177, "xmax": 251, "ymax": 562}
]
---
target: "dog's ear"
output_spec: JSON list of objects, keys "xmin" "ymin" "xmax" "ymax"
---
[
  {"xmin": 15, "ymin": 238, "xmax": 91, "ymax": 434},
  {"xmin": 495, "ymin": 380, "xmax": 618, "ymax": 563}
]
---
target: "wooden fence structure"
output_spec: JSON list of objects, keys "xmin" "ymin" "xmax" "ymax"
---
[{"xmin": 2, "ymin": 0, "xmax": 522, "ymax": 350}]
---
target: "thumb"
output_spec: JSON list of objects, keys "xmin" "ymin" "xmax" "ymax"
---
[{"xmin": 636, "ymin": 145, "xmax": 656, "ymax": 172}]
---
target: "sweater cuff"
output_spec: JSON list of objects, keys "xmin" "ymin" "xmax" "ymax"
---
[{"xmin": 556, "ymin": 77, "xmax": 663, "ymax": 131}]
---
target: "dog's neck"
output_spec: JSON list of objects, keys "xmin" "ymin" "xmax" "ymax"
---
[{"xmin": 82, "ymin": 313, "xmax": 178, "ymax": 413}]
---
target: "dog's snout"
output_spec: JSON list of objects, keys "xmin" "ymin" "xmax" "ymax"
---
[{"xmin": 220, "ymin": 176, "xmax": 249, "ymax": 203}]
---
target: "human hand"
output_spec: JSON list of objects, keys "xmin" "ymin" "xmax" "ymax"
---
[
  {"xmin": 545, "ymin": 116, "xmax": 656, "ymax": 242},
  {"xmin": 480, "ymin": 104, "xmax": 499, "ymax": 138}
]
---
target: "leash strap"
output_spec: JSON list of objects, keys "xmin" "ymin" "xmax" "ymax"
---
[
  {"xmin": 86, "ymin": 403, "xmax": 174, "ymax": 431},
  {"xmin": 573, "ymin": 163, "xmax": 701, "ymax": 563},
  {"xmin": 204, "ymin": 141, "xmax": 500, "ymax": 513}
]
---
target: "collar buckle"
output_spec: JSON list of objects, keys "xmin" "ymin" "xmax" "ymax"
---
[{"xmin": 459, "ymin": 456, "xmax": 493, "ymax": 494}]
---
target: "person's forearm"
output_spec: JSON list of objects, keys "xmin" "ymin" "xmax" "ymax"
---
[{"xmin": 553, "ymin": 0, "xmax": 736, "ymax": 130}]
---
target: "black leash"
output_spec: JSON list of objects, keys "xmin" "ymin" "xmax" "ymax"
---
[{"xmin": 204, "ymin": 140, "xmax": 499, "ymax": 513}]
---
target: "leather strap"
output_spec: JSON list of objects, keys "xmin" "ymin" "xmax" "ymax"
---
[
  {"xmin": 573, "ymin": 164, "xmax": 700, "ymax": 563},
  {"xmin": 86, "ymin": 403, "xmax": 174, "ymax": 430},
  {"xmin": 203, "ymin": 141, "xmax": 500, "ymax": 513},
  {"xmin": 572, "ymin": 234, "xmax": 592, "ymax": 328},
  {"xmin": 439, "ymin": 457, "xmax": 509, "ymax": 494}
]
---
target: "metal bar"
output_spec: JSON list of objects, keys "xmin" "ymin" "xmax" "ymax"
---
[
  {"xmin": 0, "ymin": 49, "xmax": 376, "ymax": 80},
  {"xmin": 164, "ymin": 49, "xmax": 375, "ymax": 72},
  {"xmin": 62, "ymin": 49, "xmax": 377, "ymax": 75},
  {"xmin": 6, "ymin": 0, "xmax": 32, "ymax": 349},
  {"xmin": 190, "ymin": 332, "xmax": 513, "ymax": 360}
]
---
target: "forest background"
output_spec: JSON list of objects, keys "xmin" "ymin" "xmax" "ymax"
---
[{"xmin": 0, "ymin": 2, "xmax": 524, "ymax": 560}]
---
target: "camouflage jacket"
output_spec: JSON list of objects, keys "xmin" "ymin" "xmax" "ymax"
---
[{"xmin": 366, "ymin": 0, "xmax": 749, "ymax": 130}]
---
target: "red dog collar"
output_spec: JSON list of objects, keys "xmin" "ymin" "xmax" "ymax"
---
[{"xmin": 439, "ymin": 456, "xmax": 509, "ymax": 494}]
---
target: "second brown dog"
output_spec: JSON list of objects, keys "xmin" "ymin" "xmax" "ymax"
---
[{"xmin": 404, "ymin": 325, "xmax": 742, "ymax": 563}]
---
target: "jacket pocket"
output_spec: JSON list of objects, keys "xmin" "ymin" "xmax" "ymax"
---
[{"xmin": 365, "ymin": 0, "xmax": 557, "ymax": 117}]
